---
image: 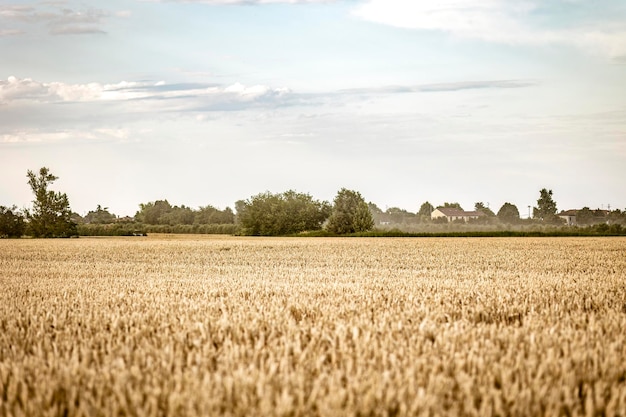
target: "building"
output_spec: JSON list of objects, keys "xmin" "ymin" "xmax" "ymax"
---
[
  {"xmin": 558, "ymin": 210, "xmax": 578, "ymax": 226},
  {"xmin": 558, "ymin": 209, "xmax": 610, "ymax": 226},
  {"xmin": 431, "ymin": 207, "xmax": 486, "ymax": 222}
]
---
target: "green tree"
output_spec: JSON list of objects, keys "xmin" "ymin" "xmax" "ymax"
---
[
  {"xmin": 474, "ymin": 202, "xmax": 496, "ymax": 217},
  {"xmin": 196, "ymin": 205, "xmax": 235, "ymax": 225},
  {"xmin": 418, "ymin": 201, "xmax": 434, "ymax": 218},
  {"xmin": 25, "ymin": 167, "xmax": 77, "ymax": 237},
  {"xmin": 161, "ymin": 205, "xmax": 195, "ymax": 225},
  {"xmin": 496, "ymin": 202, "xmax": 520, "ymax": 224},
  {"xmin": 237, "ymin": 190, "xmax": 331, "ymax": 236},
  {"xmin": 326, "ymin": 188, "xmax": 374, "ymax": 234},
  {"xmin": 0, "ymin": 205, "xmax": 26, "ymax": 238},
  {"xmin": 135, "ymin": 200, "xmax": 172, "ymax": 224},
  {"xmin": 84, "ymin": 205, "xmax": 117, "ymax": 224},
  {"xmin": 533, "ymin": 188, "xmax": 560, "ymax": 224}
]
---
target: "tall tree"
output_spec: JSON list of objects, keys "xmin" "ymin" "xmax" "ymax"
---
[
  {"xmin": 326, "ymin": 188, "xmax": 374, "ymax": 234},
  {"xmin": 496, "ymin": 202, "xmax": 520, "ymax": 224},
  {"xmin": 25, "ymin": 167, "xmax": 77, "ymax": 237},
  {"xmin": 533, "ymin": 188, "xmax": 559, "ymax": 223},
  {"xmin": 418, "ymin": 201, "xmax": 434, "ymax": 218}
]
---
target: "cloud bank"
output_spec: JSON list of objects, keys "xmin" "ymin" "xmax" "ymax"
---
[
  {"xmin": 353, "ymin": 0, "xmax": 626, "ymax": 57},
  {"xmin": 0, "ymin": 76, "xmax": 291, "ymax": 106}
]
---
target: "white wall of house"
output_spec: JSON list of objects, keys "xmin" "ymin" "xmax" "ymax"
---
[{"xmin": 431, "ymin": 208, "xmax": 448, "ymax": 220}]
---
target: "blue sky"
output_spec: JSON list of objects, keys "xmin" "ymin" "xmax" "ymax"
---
[{"xmin": 1, "ymin": 0, "xmax": 625, "ymax": 217}]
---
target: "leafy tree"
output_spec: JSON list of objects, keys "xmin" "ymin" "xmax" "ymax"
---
[
  {"xmin": 196, "ymin": 205, "xmax": 235, "ymax": 225},
  {"xmin": 497, "ymin": 202, "xmax": 520, "ymax": 224},
  {"xmin": 25, "ymin": 167, "xmax": 77, "ymax": 237},
  {"xmin": 418, "ymin": 201, "xmax": 434, "ymax": 218},
  {"xmin": 0, "ymin": 205, "xmax": 26, "ymax": 238},
  {"xmin": 135, "ymin": 200, "xmax": 173, "ymax": 224},
  {"xmin": 237, "ymin": 190, "xmax": 331, "ymax": 236},
  {"xmin": 326, "ymin": 188, "xmax": 374, "ymax": 234},
  {"xmin": 533, "ymin": 188, "xmax": 560, "ymax": 223},
  {"xmin": 84, "ymin": 205, "xmax": 117, "ymax": 224},
  {"xmin": 161, "ymin": 205, "xmax": 195, "ymax": 225},
  {"xmin": 474, "ymin": 202, "xmax": 495, "ymax": 216}
]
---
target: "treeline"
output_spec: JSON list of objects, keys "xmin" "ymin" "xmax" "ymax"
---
[{"xmin": 2, "ymin": 167, "xmax": 626, "ymax": 238}]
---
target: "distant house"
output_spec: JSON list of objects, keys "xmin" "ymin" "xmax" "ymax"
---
[
  {"xmin": 431, "ymin": 207, "xmax": 485, "ymax": 222},
  {"xmin": 558, "ymin": 209, "xmax": 610, "ymax": 226},
  {"xmin": 558, "ymin": 210, "xmax": 578, "ymax": 226}
]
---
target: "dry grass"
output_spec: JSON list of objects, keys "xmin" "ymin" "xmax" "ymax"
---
[{"xmin": 1, "ymin": 235, "xmax": 625, "ymax": 416}]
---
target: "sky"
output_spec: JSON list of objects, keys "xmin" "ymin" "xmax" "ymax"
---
[{"xmin": 1, "ymin": 0, "xmax": 625, "ymax": 217}]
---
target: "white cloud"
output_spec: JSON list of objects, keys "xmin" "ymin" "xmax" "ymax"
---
[
  {"xmin": 0, "ymin": 76, "xmax": 293, "ymax": 107},
  {"xmin": 353, "ymin": 0, "xmax": 626, "ymax": 57}
]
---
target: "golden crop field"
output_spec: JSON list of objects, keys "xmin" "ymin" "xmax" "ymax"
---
[{"xmin": 1, "ymin": 235, "xmax": 625, "ymax": 417}]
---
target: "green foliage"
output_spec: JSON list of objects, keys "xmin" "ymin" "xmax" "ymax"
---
[
  {"xmin": 533, "ymin": 188, "xmax": 561, "ymax": 224},
  {"xmin": 0, "ymin": 206, "xmax": 26, "ymax": 238},
  {"xmin": 77, "ymin": 222, "xmax": 238, "ymax": 236},
  {"xmin": 135, "ymin": 200, "xmax": 173, "ymax": 224},
  {"xmin": 161, "ymin": 205, "xmax": 195, "ymax": 225},
  {"xmin": 25, "ymin": 167, "xmax": 77, "ymax": 238},
  {"xmin": 474, "ymin": 202, "xmax": 496, "ymax": 216},
  {"xmin": 196, "ymin": 205, "xmax": 235, "ymax": 225},
  {"xmin": 343, "ymin": 223, "xmax": 626, "ymax": 237},
  {"xmin": 84, "ymin": 205, "xmax": 117, "ymax": 224},
  {"xmin": 326, "ymin": 188, "xmax": 374, "ymax": 234},
  {"xmin": 497, "ymin": 202, "xmax": 520, "ymax": 224},
  {"xmin": 418, "ymin": 201, "xmax": 434, "ymax": 218},
  {"xmin": 135, "ymin": 200, "xmax": 234, "ymax": 226},
  {"xmin": 237, "ymin": 190, "xmax": 331, "ymax": 236},
  {"xmin": 77, "ymin": 224, "xmax": 147, "ymax": 236}
]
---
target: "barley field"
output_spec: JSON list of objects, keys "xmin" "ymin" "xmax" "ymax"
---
[{"xmin": 1, "ymin": 235, "xmax": 625, "ymax": 417}]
